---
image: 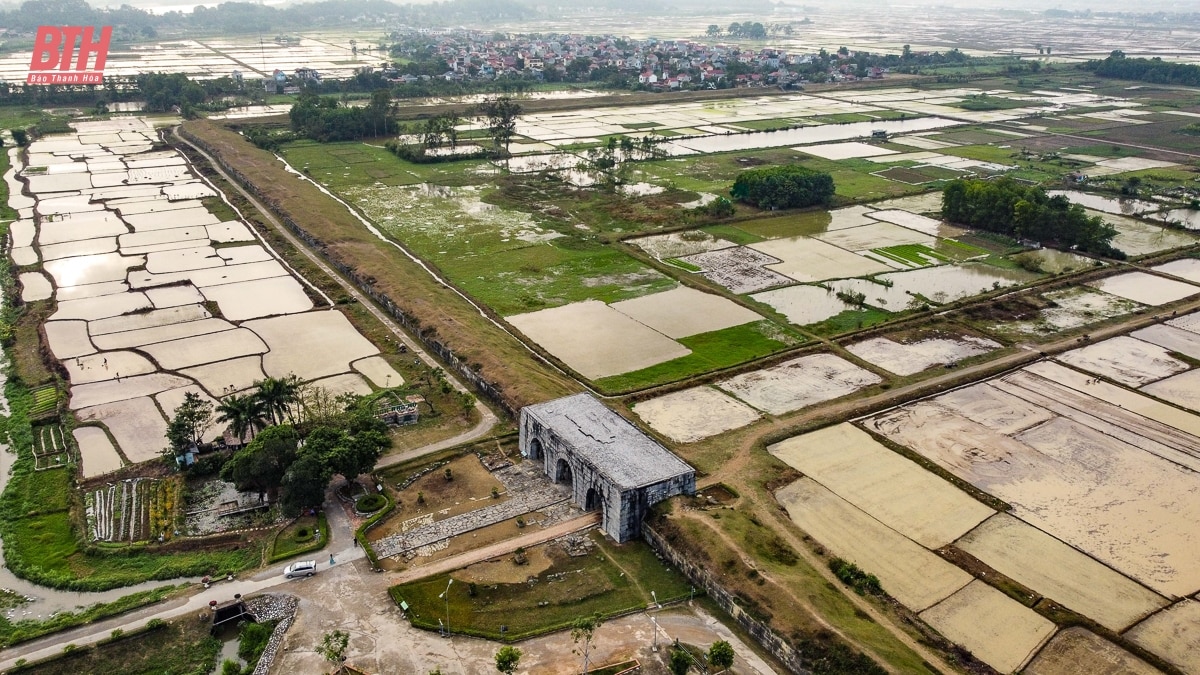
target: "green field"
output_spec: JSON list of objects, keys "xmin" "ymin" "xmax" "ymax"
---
[
  {"xmin": 593, "ymin": 320, "xmax": 804, "ymax": 393},
  {"xmin": 389, "ymin": 530, "xmax": 691, "ymax": 641},
  {"xmin": 871, "ymin": 244, "xmax": 950, "ymax": 267},
  {"xmin": 280, "ymin": 140, "xmax": 492, "ymax": 189}
]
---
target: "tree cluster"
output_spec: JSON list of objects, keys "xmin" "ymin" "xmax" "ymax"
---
[
  {"xmin": 730, "ymin": 165, "xmax": 835, "ymax": 210},
  {"xmin": 289, "ymin": 89, "xmax": 396, "ymax": 141},
  {"xmin": 165, "ymin": 376, "xmax": 391, "ymax": 516},
  {"xmin": 137, "ymin": 73, "xmax": 207, "ymax": 114},
  {"xmin": 1085, "ymin": 51, "xmax": 1200, "ymax": 86},
  {"xmin": 941, "ymin": 178, "xmax": 1121, "ymax": 257}
]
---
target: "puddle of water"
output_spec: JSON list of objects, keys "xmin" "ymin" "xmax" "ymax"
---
[
  {"xmin": 1047, "ymin": 190, "xmax": 1161, "ymax": 216},
  {"xmin": 670, "ymin": 117, "xmax": 962, "ymax": 154},
  {"xmin": 1154, "ymin": 208, "xmax": 1200, "ymax": 230},
  {"xmin": 880, "ymin": 263, "xmax": 1037, "ymax": 304}
]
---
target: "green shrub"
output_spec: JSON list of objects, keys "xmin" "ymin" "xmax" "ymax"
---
[
  {"xmin": 238, "ymin": 622, "xmax": 272, "ymax": 664},
  {"xmin": 829, "ymin": 558, "xmax": 883, "ymax": 596},
  {"xmin": 356, "ymin": 494, "xmax": 386, "ymax": 513}
]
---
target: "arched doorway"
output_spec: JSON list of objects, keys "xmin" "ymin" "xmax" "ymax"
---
[
  {"xmin": 528, "ymin": 437, "xmax": 543, "ymax": 461},
  {"xmin": 585, "ymin": 486, "xmax": 601, "ymax": 512},
  {"xmin": 555, "ymin": 458, "xmax": 573, "ymax": 485}
]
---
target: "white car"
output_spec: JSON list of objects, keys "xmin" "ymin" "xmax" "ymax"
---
[{"xmin": 283, "ymin": 560, "xmax": 317, "ymax": 579}]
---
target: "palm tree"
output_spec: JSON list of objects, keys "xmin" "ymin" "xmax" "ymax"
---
[
  {"xmin": 255, "ymin": 375, "xmax": 301, "ymax": 426},
  {"xmin": 214, "ymin": 393, "xmax": 268, "ymax": 444}
]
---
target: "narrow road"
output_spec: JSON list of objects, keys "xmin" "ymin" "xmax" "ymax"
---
[{"xmin": 388, "ymin": 512, "xmax": 600, "ymax": 585}]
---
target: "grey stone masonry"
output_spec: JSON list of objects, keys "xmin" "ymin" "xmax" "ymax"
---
[{"xmin": 520, "ymin": 393, "xmax": 696, "ymax": 542}]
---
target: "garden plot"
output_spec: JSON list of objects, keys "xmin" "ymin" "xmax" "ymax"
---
[
  {"xmin": 1088, "ymin": 271, "xmax": 1200, "ymax": 306},
  {"xmin": 18, "ymin": 272, "xmax": 51, "ymax": 302},
  {"xmin": 878, "ymin": 263, "xmax": 1036, "ymax": 304},
  {"xmin": 1024, "ymin": 628, "xmax": 1161, "ymax": 675},
  {"xmin": 797, "ymin": 142, "xmax": 898, "ymax": 160},
  {"xmin": 32, "ymin": 424, "xmax": 70, "ymax": 470},
  {"xmin": 918, "ymin": 580, "xmax": 1055, "ymax": 674},
  {"xmin": 814, "ymin": 221, "xmax": 934, "ymax": 251},
  {"xmin": 181, "ymin": 356, "xmax": 267, "ymax": 397},
  {"xmin": 351, "ymin": 356, "xmax": 403, "ymax": 389},
  {"xmin": 86, "ymin": 477, "xmax": 182, "ymax": 543},
  {"xmin": 200, "ymin": 277, "xmax": 314, "ymax": 321},
  {"xmin": 507, "ymin": 300, "xmax": 690, "ymax": 380},
  {"xmin": 609, "ymin": 286, "xmax": 760, "ymax": 339},
  {"xmin": 73, "ymin": 426, "xmax": 123, "ymax": 479},
  {"xmin": 51, "ymin": 293, "xmax": 152, "ymax": 321},
  {"xmin": 64, "ymin": 351, "xmax": 156, "ymax": 385},
  {"xmin": 628, "ymin": 231, "xmax": 734, "ymax": 259},
  {"xmin": 987, "ymin": 286, "xmax": 1141, "ymax": 338},
  {"xmin": 750, "ymin": 237, "xmax": 890, "ymax": 283},
  {"xmin": 1056, "ymin": 336, "xmax": 1189, "ymax": 386},
  {"xmin": 751, "ymin": 285, "xmax": 855, "ymax": 325},
  {"xmin": 1170, "ymin": 309, "xmax": 1200, "ymax": 335},
  {"xmin": 1100, "ymin": 212, "xmax": 1199, "ymax": 256},
  {"xmin": 1152, "ymin": 257, "xmax": 1200, "ymax": 284},
  {"xmin": 44, "ymin": 320, "xmax": 96, "ymax": 358},
  {"xmin": 956, "ymin": 512, "xmax": 1167, "ymax": 631},
  {"xmin": 770, "ymin": 424, "xmax": 992, "ymax": 547},
  {"xmin": 846, "ymin": 334, "xmax": 1001, "ymax": 376},
  {"xmin": 245, "ymin": 311, "xmax": 380, "ymax": 382},
  {"xmin": 632, "ymin": 386, "xmax": 761, "ymax": 443},
  {"xmin": 139, "ymin": 329, "xmax": 269, "ymax": 370},
  {"xmin": 717, "ymin": 353, "xmax": 881, "ymax": 415},
  {"xmin": 43, "ymin": 252, "xmax": 145, "ymax": 287},
  {"xmin": 776, "ymin": 478, "xmax": 972, "ymax": 611},
  {"xmin": 864, "ymin": 400, "xmax": 1200, "ymax": 598},
  {"xmin": 1131, "ymin": 323, "xmax": 1200, "ymax": 360},
  {"xmin": 1126, "ymin": 599, "xmax": 1200, "ymax": 674},
  {"xmin": 76, "ymin": 397, "xmax": 169, "ymax": 463},
  {"xmin": 92, "ymin": 318, "xmax": 233, "ymax": 351},
  {"xmin": 678, "ymin": 247, "xmax": 793, "ymax": 294}
]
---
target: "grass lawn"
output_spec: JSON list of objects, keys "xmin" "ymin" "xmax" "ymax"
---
[
  {"xmin": 593, "ymin": 321, "xmax": 804, "ymax": 393},
  {"xmin": 389, "ymin": 530, "xmax": 691, "ymax": 641},
  {"xmin": 279, "ymin": 139, "xmax": 492, "ymax": 189},
  {"xmin": 873, "ymin": 244, "xmax": 951, "ymax": 267},
  {"xmin": 269, "ymin": 513, "xmax": 329, "ymax": 562},
  {"xmin": 13, "ymin": 618, "xmax": 220, "ymax": 674},
  {"xmin": 804, "ymin": 307, "xmax": 893, "ymax": 336}
]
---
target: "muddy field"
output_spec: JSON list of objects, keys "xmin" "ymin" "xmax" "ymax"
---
[
  {"xmin": 1024, "ymin": 628, "xmax": 1161, "ymax": 675},
  {"xmin": 632, "ymin": 386, "xmax": 760, "ymax": 443},
  {"xmin": 845, "ymin": 334, "xmax": 1000, "ymax": 376},
  {"xmin": 864, "ymin": 369, "xmax": 1200, "ymax": 598},
  {"xmin": 769, "ymin": 424, "xmax": 993, "ymax": 547},
  {"xmin": 716, "ymin": 353, "xmax": 881, "ymax": 415},
  {"xmin": 918, "ymin": 580, "xmax": 1055, "ymax": 674},
  {"xmin": 1125, "ymin": 599, "xmax": 1200, "ymax": 675}
]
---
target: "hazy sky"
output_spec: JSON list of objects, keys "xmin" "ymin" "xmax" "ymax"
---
[{"xmin": 67, "ymin": 0, "xmax": 1187, "ymax": 14}]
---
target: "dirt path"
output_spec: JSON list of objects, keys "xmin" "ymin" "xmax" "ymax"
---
[{"xmin": 386, "ymin": 513, "xmax": 600, "ymax": 586}]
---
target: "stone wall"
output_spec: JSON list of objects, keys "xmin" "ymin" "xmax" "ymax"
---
[
  {"xmin": 643, "ymin": 525, "xmax": 810, "ymax": 675},
  {"xmin": 175, "ymin": 127, "xmax": 517, "ymax": 419}
]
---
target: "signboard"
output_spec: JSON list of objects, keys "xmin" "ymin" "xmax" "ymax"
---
[{"xmin": 27, "ymin": 25, "xmax": 112, "ymax": 85}]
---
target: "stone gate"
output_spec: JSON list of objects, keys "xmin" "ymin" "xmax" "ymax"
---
[{"xmin": 519, "ymin": 393, "xmax": 696, "ymax": 542}]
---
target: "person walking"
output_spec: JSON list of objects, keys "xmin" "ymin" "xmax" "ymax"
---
[{"xmin": 329, "ymin": 553, "xmax": 336, "ymax": 566}]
